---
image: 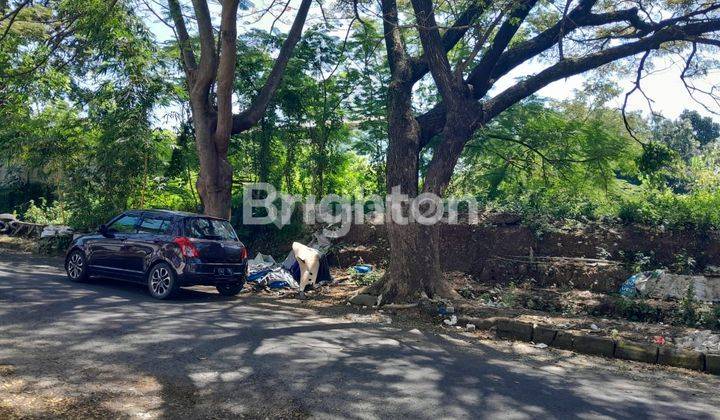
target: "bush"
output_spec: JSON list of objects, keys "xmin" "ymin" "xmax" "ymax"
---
[
  {"xmin": 23, "ymin": 199, "xmax": 70, "ymax": 225},
  {"xmin": 679, "ymin": 283, "xmax": 698, "ymax": 326}
]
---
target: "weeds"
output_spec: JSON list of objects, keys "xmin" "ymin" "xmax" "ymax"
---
[
  {"xmin": 347, "ymin": 268, "xmax": 383, "ymax": 286},
  {"xmin": 679, "ymin": 283, "xmax": 698, "ymax": 326},
  {"xmin": 672, "ymin": 252, "xmax": 696, "ymax": 274}
]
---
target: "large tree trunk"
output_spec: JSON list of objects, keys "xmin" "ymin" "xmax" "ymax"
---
[
  {"xmin": 193, "ymin": 115, "xmax": 233, "ymax": 219},
  {"xmin": 376, "ymin": 222, "xmax": 457, "ymax": 302},
  {"xmin": 367, "ymin": 90, "xmax": 472, "ymax": 302},
  {"xmin": 365, "ymin": 81, "xmax": 455, "ymax": 302}
]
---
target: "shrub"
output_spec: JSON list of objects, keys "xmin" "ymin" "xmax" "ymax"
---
[
  {"xmin": 23, "ymin": 199, "xmax": 70, "ymax": 225},
  {"xmin": 679, "ymin": 283, "xmax": 698, "ymax": 326}
]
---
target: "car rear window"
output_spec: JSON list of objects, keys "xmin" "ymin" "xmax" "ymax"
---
[{"xmin": 184, "ymin": 218, "xmax": 238, "ymax": 241}]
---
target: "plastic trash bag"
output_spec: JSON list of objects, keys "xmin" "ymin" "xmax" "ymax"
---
[{"xmin": 353, "ymin": 265, "xmax": 372, "ymax": 274}]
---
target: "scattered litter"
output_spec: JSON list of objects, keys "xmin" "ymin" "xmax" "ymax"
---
[
  {"xmin": 676, "ymin": 330, "xmax": 720, "ymax": 353},
  {"xmin": 443, "ymin": 315, "xmax": 458, "ymax": 326},
  {"xmin": 590, "ymin": 323, "xmax": 599, "ymax": 331},
  {"xmin": 621, "ymin": 270, "xmax": 720, "ymax": 302},
  {"xmin": 533, "ymin": 343, "xmax": 548, "ymax": 349},
  {"xmin": 438, "ymin": 303, "xmax": 455, "ymax": 315},
  {"xmin": 246, "ymin": 233, "xmax": 334, "ymax": 291},
  {"xmin": 465, "ymin": 323, "xmax": 476, "ymax": 332},
  {"xmin": 619, "ymin": 274, "xmax": 640, "ymax": 298},
  {"xmin": 353, "ymin": 264, "xmax": 373, "ymax": 274}
]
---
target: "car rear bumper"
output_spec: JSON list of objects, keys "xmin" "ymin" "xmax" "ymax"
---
[{"xmin": 178, "ymin": 262, "xmax": 247, "ymax": 286}]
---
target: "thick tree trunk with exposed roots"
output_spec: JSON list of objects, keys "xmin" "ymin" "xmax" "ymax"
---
[{"xmin": 368, "ymin": 221, "xmax": 457, "ymax": 302}]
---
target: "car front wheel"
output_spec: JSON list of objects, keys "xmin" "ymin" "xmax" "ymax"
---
[
  {"xmin": 216, "ymin": 282, "xmax": 244, "ymax": 296},
  {"xmin": 148, "ymin": 263, "xmax": 179, "ymax": 299},
  {"xmin": 66, "ymin": 250, "xmax": 88, "ymax": 282}
]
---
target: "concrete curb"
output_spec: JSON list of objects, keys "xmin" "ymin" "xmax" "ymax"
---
[{"xmin": 458, "ymin": 316, "xmax": 717, "ymax": 375}]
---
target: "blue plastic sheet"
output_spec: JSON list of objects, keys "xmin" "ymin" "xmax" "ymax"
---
[
  {"xmin": 353, "ymin": 265, "xmax": 372, "ymax": 274},
  {"xmin": 619, "ymin": 274, "xmax": 639, "ymax": 297}
]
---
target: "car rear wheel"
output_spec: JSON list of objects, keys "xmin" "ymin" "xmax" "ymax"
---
[
  {"xmin": 66, "ymin": 250, "xmax": 88, "ymax": 282},
  {"xmin": 148, "ymin": 263, "xmax": 179, "ymax": 299},
  {"xmin": 216, "ymin": 282, "xmax": 244, "ymax": 296}
]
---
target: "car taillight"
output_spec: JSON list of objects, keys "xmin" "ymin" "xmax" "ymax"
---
[
  {"xmin": 173, "ymin": 237, "xmax": 199, "ymax": 258},
  {"xmin": 241, "ymin": 246, "xmax": 248, "ymax": 260}
]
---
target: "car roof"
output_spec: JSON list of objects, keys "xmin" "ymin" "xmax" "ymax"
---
[{"xmin": 127, "ymin": 209, "xmax": 227, "ymax": 221}]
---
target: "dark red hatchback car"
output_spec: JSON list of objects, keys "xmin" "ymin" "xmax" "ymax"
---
[{"xmin": 65, "ymin": 210, "xmax": 248, "ymax": 299}]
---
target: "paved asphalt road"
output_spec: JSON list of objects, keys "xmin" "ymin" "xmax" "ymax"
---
[{"xmin": 1, "ymin": 251, "xmax": 720, "ymax": 419}]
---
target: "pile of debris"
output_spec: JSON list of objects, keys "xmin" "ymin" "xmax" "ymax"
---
[
  {"xmin": 676, "ymin": 330, "xmax": 720, "ymax": 353},
  {"xmin": 247, "ymin": 232, "xmax": 333, "ymax": 293},
  {"xmin": 620, "ymin": 269, "xmax": 720, "ymax": 302},
  {"xmin": 0, "ymin": 213, "xmax": 73, "ymax": 238}
]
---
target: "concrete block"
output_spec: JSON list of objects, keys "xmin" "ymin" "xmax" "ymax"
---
[
  {"xmin": 705, "ymin": 353, "xmax": 720, "ymax": 375},
  {"xmin": 496, "ymin": 319, "xmax": 533, "ymax": 342},
  {"xmin": 552, "ymin": 331, "xmax": 576, "ymax": 350},
  {"xmin": 615, "ymin": 341, "xmax": 658, "ymax": 364},
  {"xmin": 574, "ymin": 335, "xmax": 615, "ymax": 358},
  {"xmin": 658, "ymin": 347, "xmax": 705, "ymax": 371},
  {"xmin": 533, "ymin": 326, "xmax": 557, "ymax": 345}
]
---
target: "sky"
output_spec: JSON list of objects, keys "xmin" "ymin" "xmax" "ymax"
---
[
  {"xmin": 497, "ymin": 56, "xmax": 720, "ymax": 120},
  {"xmin": 144, "ymin": 0, "xmax": 720, "ymax": 129}
]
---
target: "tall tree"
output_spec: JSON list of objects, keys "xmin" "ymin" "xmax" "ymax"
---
[
  {"xmin": 369, "ymin": 0, "xmax": 720, "ymax": 302},
  {"xmin": 680, "ymin": 109, "xmax": 720, "ymax": 146},
  {"xmin": 166, "ymin": 0, "xmax": 312, "ymax": 218}
]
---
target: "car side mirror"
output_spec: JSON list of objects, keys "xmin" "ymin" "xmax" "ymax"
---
[{"xmin": 98, "ymin": 224, "xmax": 110, "ymax": 237}]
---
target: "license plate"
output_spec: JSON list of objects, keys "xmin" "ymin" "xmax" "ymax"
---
[{"xmin": 215, "ymin": 267, "xmax": 233, "ymax": 276}]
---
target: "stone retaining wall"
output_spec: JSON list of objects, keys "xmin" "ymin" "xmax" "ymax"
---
[{"xmin": 458, "ymin": 315, "xmax": 720, "ymax": 375}]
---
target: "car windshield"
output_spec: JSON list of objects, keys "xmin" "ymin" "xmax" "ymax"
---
[{"xmin": 184, "ymin": 218, "xmax": 238, "ymax": 241}]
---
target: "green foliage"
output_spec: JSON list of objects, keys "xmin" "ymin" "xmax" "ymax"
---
[
  {"xmin": 37, "ymin": 235, "xmax": 73, "ymax": 255},
  {"xmin": 591, "ymin": 297, "xmax": 659, "ymax": 323},
  {"xmin": 680, "ymin": 110, "xmax": 720, "ymax": 146},
  {"xmin": 637, "ymin": 142, "xmax": 675, "ymax": 177},
  {"xmin": 697, "ymin": 304, "xmax": 720, "ymax": 330},
  {"xmin": 680, "ymin": 283, "xmax": 699, "ymax": 326},
  {"xmin": 2, "ymin": 1, "xmax": 720, "ymax": 240},
  {"xmin": 451, "ymin": 98, "xmax": 642, "ymax": 221},
  {"xmin": 614, "ymin": 298, "xmax": 659, "ymax": 323},
  {"xmin": 23, "ymin": 199, "xmax": 68, "ymax": 225},
  {"xmin": 347, "ymin": 268, "xmax": 383, "ymax": 286}
]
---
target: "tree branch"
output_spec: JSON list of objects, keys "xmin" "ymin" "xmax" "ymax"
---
[
  {"xmin": 231, "ymin": 0, "xmax": 312, "ymax": 133},
  {"xmin": 167, "ymin": 0, "xmax": 198, "ymax": 79},
  {"xmin": 410, "ymin": 0, "xmax": 462, "ymax": 104},
  {"xmin": 483, "ymin": 19, "xmax": 720, "ymax": 123},
  {"xmin": 467, "ymin": 0, "xmax": 539, "ymax": 98},
  {"xmin": 0, "ymin": 0, "xmax": 31, "ymax": 45},
  {"xmin": 191, "ymin": 0, "xmax": 217, "ymax": 97},
  {"xmin": 214, "ymin": 0, "xmax": 240, "ymax": 150},
  {"xmin": 409, "ymin": 0, "xmax": 489, "ymax": 83}
]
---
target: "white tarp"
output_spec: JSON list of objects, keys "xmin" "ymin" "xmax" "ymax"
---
[
  {"xmin": 40, "ymin": 225, "xmax": 73, "ymax": 238},
  {"xmin": 634, "ymin": 270, "xmax": 720, "ymax": 302}
]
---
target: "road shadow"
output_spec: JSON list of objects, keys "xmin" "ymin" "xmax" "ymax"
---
[{"xmin": 1, "ymin": 252, "xmax": 719, "ymax": 418}]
